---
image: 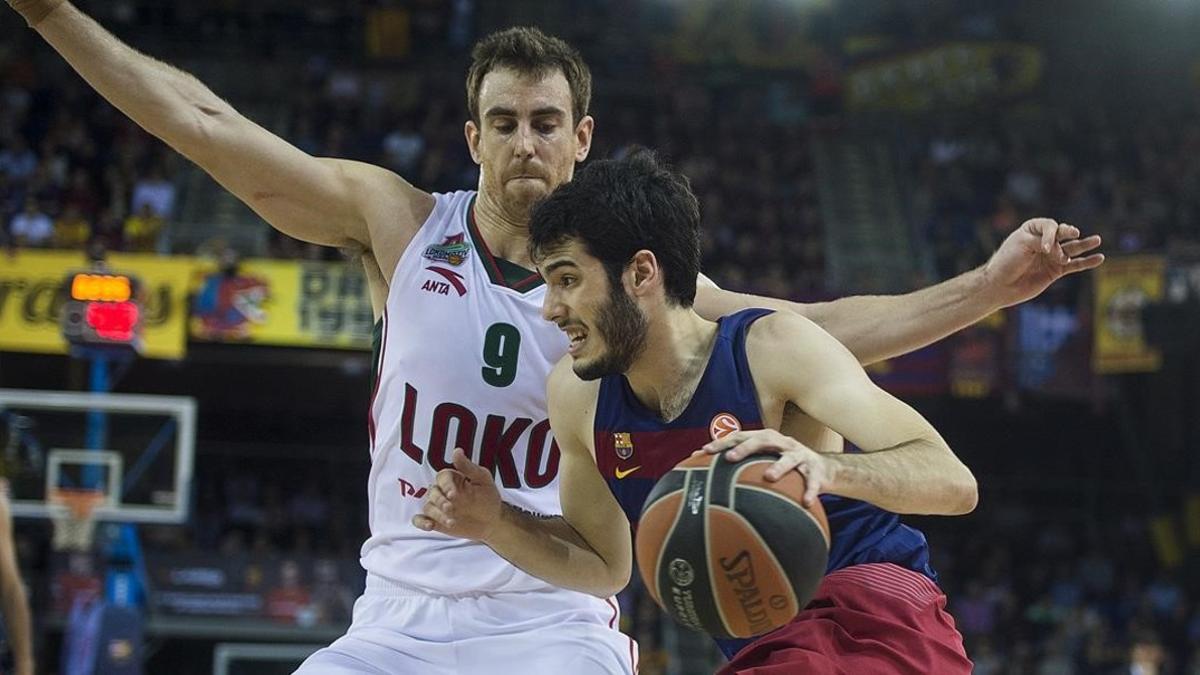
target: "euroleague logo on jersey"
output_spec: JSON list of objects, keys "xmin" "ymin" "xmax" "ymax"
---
[{"xmin": 709, "ymin": 413, "xmax": 742, "ymax": 440}]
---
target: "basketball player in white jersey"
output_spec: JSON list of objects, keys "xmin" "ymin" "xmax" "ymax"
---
[{"xmin": 7, "ymin": 2, "xmax": 1104, "ymax": 671}]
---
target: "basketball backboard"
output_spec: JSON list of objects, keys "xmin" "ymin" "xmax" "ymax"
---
[{"xmin": 0, "ymin": 388, "xmax": 195, "ymax": 524}]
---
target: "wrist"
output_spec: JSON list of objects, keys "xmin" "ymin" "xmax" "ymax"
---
[
  {"xmin": 820, "ymin": 453, "xmax": 845, "ymax": 495},
  {"xmin": 971, "ymin": 263, "xmax": 1008, "ymax": 313},
  {"xmin": 481, "ymin": 501, "xmax": 513, "ymax": 546},
  {"xmin": 10, "ymin": 0, "xmax": 66, "ymax": 26}
]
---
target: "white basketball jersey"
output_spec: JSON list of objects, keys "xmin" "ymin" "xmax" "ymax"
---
[{"xmin": 364, "ymin": 191, "xmax": 582, "ymax": 596}]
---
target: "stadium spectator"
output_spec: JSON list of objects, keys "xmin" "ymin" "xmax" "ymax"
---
[
  {"xmin": 51, "ymin": 204, "xmax": 90, "ymax": 249},
  {"xmin": 264, "ymin": 559, "xmax": 312, "ymax": 624},
  {"xmin": 122, "ymin": 202, "xmax": 163, "ymax": 252},
  {"xmin": 8, "ymin": 196, "xmax": 52, "ymax": 247},
  {"xmin": 129, "ymin": 165, "xmax": 176, "ymax": 220},
  {"xmin": 0, "ymin": 136, "xmax": 36, "ymax": 184}
]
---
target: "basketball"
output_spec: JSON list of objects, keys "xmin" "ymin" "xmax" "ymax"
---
[{"xmin": 634, "ymin": 452, "xmax": 831, "ymax": 639}]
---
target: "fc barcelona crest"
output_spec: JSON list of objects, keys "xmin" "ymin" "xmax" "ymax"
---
[{"xmin": 614, "ymin": 432, "xmax": 634, "ymax": 460}]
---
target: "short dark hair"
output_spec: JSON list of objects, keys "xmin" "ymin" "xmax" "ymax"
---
[
  {"xmin": 466, "ymin": 27, "xmax": 592, "ymax": 125},
  {"xmin": 529, "ymin": 149, "xmax": 701, "ymax": 307}
]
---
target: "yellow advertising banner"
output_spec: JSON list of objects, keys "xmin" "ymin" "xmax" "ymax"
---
[
  {"xmin": 0, "ymin": 249, "xmax": 196, "ymax": 360},
  {"xmin": 847, "ymin": 42, "xmax": 1043, "ymax": 112},
  {"xmin": 1093, "ymin": 255, "xmax": 1164, "ymax": 374},
  {"xmin": 664, "ymin": 0, "xmax": 829, "ymax": 70},
  {"xmin": 190, "ymin": 258, "xmax": 373, "ymax": 350},
  {"xmin": 1, "ymin": 251, "xmax": 373, "ymax": 357}
]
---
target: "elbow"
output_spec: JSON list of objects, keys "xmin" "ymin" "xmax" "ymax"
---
[
  {"xmin": 167, "ymin": 96, "xmax": 238, "ymax": 164},
  {"xmin": 590, "ymin": 564, "xmax": 632, "ymax": 599},
  {"xmin": 948, "ymin": 474, "xmax": 978, "ymax": 515}
]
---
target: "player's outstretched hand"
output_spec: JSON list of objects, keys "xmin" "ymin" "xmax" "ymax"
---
[
  {"xmin": 982, "ymin": 218, "xmax": 1105, "ymax": 308},
  {"xmin": 412, "ymin": 448, "xmax": 501, "ymax": 541},
  {"xmin": 699, "ymin": 429, "xmax": 832, "ymax": 507}
]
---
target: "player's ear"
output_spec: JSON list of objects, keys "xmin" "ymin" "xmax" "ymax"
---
[
  {"xmin": 465, "ymin": 120, "xmax": 482, "ymax": 164},
  {"xmin": 574, "ymin": 115, "xmax": 594, "ymax": 162},
  {"xmin": 629, "ymin": 250, "xmax": 659, "ymax": 297}
]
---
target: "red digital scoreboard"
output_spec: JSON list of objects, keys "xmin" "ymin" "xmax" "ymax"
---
[{"xmin": 61, "ymin": 271, "xmax": 144, "ymax": 351}]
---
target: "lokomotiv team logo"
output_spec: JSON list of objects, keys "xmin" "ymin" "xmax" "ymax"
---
[
  {"xmin": 709, "ymin": 413, "xmax": 741, "ymax": 440},
  {"xmin": 423, "ymin": 233, "xmax": 472, "ymax": 266}
]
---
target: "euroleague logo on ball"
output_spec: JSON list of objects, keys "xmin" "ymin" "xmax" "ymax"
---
[
  {"xmin": 709, "ymin": 413, "xmax": 742, "ymax": 440},
  {"xmin": 668, "ymin": 558, "xmax": 695, "ymax": 587}
]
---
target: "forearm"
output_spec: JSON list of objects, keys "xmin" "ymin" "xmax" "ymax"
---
[
  {"xmin": 32, "ymin": 3, "xmax": 237, "ymax": 162},
  {"xmin": 0, "ymin": 578, "xmax": 33, "ymax": 673},
  {"xmin": 484, "ymin": 503, "xmax": 626, "ymax": 597},
  {"xmin": 825, "ymin": 439, "xmax": 978, "ymax": 515},
  {"xmin": 798, "ymin": 267, "xmax": 996, "ymax": 365}
]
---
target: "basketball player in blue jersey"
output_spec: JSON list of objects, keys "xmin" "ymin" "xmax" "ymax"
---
[
  {"xmin": 419, "ymin": 150, "xmax": 977, "ymax": 673},
  {"xmin": 12, "ymin": 0, "xmax": 1103, "ymax": 670}
]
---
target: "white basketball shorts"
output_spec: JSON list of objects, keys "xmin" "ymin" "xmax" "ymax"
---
[{"xmin": 294, "ymin": 575, "xmax": 638, "ymax": 674}]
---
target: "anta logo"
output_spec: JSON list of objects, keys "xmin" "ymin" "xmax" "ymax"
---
[
  {"xmin": 398, "ymin": 479, "xmax": 428, "ymax": 499},
  {"xmin": 423, "ymin": 234, "xmax": 472, "ymax": 266},
  {"xmin": 422, "ymin": 266, "xmax": 467, "ymax": 297},
  {"xmin": 710, "ymin": 413, "xmax": 742, "ymax": 440}
]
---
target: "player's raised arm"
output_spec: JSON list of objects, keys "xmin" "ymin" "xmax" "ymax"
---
[
  {"xmin": 0, "ymin": 485, "xmax": 33, "ymax": 675},
  {"xmin": 706, "ymin": 312, "xmax": 977, "ymax": 516},
  {"xmin": 8, "ymin": 0, "xmax": 430, "ymax": 258},
  {"xmin": 413, "ymin": 358, "xmax": 632, "ymax": 598},
  {"xmin": 694, "ymin": 218, "xmax": 1103, "ymax": 365}
]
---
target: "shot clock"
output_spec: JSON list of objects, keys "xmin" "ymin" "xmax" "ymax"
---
[{"xmin": 60, "ymin": 270, "xmax": 144, "ymax": 352}]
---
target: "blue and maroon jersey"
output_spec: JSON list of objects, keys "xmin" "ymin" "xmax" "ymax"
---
[{"xmin": 593, "ymin": 308, "xmax": 938, "ymax": 656}]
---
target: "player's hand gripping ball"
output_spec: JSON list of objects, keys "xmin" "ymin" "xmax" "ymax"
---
[{"xmin": 635, "ymin": 451, "xmax": 831, "ymax": 639}]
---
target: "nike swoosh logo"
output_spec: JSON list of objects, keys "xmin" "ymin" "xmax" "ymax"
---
[{"xmin": 614, "ymin": 466, "xmax": 642, "ymax": 480}]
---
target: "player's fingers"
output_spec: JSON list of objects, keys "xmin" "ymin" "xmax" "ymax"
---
[
  {"xmin": 452, "ymin": 447, "xmax": 491, "ymax": 482},
  {"xmin": 724, "ymin": 438, "xmax": 772, "ymax": 462},
  {"xmin": 802, "ymin": 467, "xmax": 821, "ymax": 506},
  {"xmin": 1062, "ymin": 235, "xmax": 1102, "ymax": 257},
  {"xmin": 411, "ymin": 514, "xmax": 436, "ymax": 531},
  {"xmin": 1056, "ymin": 223, "xmax": 1080, "ymax": 242},
  {"xmin": 764, "ymin": 454, "xmax": 800, "ymax": 481},
  {"xmin": 1064, "ymin": 253, "xmax": 1105, "ymax": 274},
  {"xmin": 421, "ymin": 499, "xmax": 455, "ymax": 529},
  {"xmin": 435, "ymin": 469, "xmax": 466, "ymax": 498},
  {"xmin": 1037, "ymin": 219, "xmax": 1058, "ymax": 252},
  {"xmin": 426, "ymin": 485, "xmax": 452, "ymax": 513},
  {"xmin": 702, "ymin": 432, "xmax": 746, "ymax": 453}
]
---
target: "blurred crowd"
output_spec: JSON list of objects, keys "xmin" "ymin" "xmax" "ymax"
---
[
  {"xmin": 933, "ymin": 510, "xmax": 1198, "ymax": 675},
  {"xmin": 0, "ymin": 51, "xmax": 178, "ymax": 255},
  {"xmin": 5, "ymin": 2, "xmax": 1200, "ymax": 673},
  {"xmin": 912, "ymin": 105, "xmax": 1200, "ymax": 282}
]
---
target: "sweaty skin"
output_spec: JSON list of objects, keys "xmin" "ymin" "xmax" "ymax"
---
[{"xmin": 418, "ymin": 243, "xmax": 976, "ymax": 597}]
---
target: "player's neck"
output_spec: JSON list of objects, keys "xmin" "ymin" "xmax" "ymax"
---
[
  {"xmin": 473, "ymin": 189, "xmax": 534, "ymax": 267},
  {"xmin": 625, "ymin": 309, "xmax": 718, "ymax": 422}
]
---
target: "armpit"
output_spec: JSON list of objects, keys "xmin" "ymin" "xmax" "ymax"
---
[{"xmin": 780, "ymin": 403, "xmax": 845, "ymax": 454}]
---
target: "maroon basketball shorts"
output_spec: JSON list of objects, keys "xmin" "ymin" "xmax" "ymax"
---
[{"xmin": 718, "ymin": 562, "xmax": 972, "ymax": 675}]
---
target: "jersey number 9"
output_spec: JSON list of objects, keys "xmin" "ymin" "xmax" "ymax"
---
[{"xmin": 482, "ymin": 322, "xmax": 521, "ymax": 387}]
